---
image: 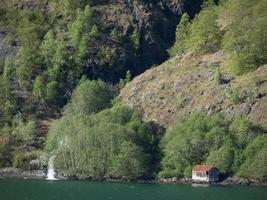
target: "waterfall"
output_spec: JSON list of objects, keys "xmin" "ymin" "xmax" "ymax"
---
[{"xmin": 46, "ymin": 156, "xmax": 58, "ymax": 180}]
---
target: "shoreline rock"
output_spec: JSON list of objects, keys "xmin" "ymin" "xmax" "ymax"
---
[
  {"xmin": 0, "ymin": 168, "xmax": 46, "ymax": 179},
  {"xmin": 0, "ymin": 168, "xmax": 266, "ymax": 186}
]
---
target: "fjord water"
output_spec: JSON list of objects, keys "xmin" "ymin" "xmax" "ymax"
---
[{"xmin": 0, "ymin": 179, "xmax": 267, "ymax": 200}]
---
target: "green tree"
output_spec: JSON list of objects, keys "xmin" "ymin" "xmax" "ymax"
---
[
  {"xmin": 33, "ymin": 76, "xmax": 45, "ymax": 100},
  {"xmin": 64, "ymin": 80, "xmax": 116, "ymax": 115},
  {"xmin": 41, "ymin": 30, "xmax": 56, "ymax": 66},
  {"xmin": 15, "ymin": 40, "xmax": 40, "ymax": 89},
  {"xmin": 168, "ymin": 13, "xmax": 190, "ymax": 57},
  {"xmin": 186, "ymin": 0, "xmax": 221, "ymax": 53},
  {"xmin": 221, "ymin": 0, "xmax": 267, "ymax": 75},
  {"xmin": 48, "ymin": 37, "xmax": 68, "ymax": 82},
  {"xmin": 110, "ymin": 141, "xmax": 148, "ymax": 178},
  {"xmin": 238, "ymin": 143, "xmax": 267, "ymax": 180},
  {"xmin": 229, "ymin": 116, "xmax": 258, "ymax": 149},
  {"xmin": 59, "ymin": 0, "xmax": 92, "ymax": 17},
  {"xmin": 75, "ymin": 25, "xmax": 99, "ymax": 69},
  {"xmin": 69, "ymin": 5, "xmax": 94, "ymax": 48},
  {"xmin": 46, "ymin": 104, "xmax": 162, "ymax": 178},
  {"xmin": 45, "ymin": 81, "xmax": 59, "ymax": 102},
  {"xmin": 131, "ymin": 30, "xmax": 140, "ymax": 50},
  {"xmin": 15, "ymin": 10, "xmax": 47, "ymax": 89},
  {"xmin": 184, "ymin": 166, "xmax": 192, "ymax": 178},
  {"xmin": 206, "ymin": 145, "xmax": 235, "ymax": 174},
  {"xmin": 118, "ymin": 70, "xmax": 132, "ymax": 90}
]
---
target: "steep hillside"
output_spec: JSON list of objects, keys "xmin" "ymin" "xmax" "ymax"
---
[
  {"xmin": 120, "ymin": 51, "xmax": 267, "ymax": 127},
  {"xmin": 0, "ymin": 0, "xmax": 200, "ymax": 81},
  {"xmin": 0, "ymin": 0, "xmax": 206, "ymax": 171},
  {"xmin": 0, "ymin": 0, "xmax": 203, "ymax": 124}
]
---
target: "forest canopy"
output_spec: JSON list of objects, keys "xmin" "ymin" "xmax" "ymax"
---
[
  {"xmin": 159, "ymin": 113, "xmax": 267, "ymax": 180},
  {"xmin": 169, "ymin": 0, "xmax": 267, "ymax": 75}
]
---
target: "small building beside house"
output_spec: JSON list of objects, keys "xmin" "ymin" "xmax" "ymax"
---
[{"xmin": 192, "ymin": 165, "xmax": 219, "ymax": 182}]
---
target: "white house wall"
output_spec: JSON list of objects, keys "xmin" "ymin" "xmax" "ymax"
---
[{"xmin": 192, "ymin": 171, "xmax": 209, "ymax": 182}]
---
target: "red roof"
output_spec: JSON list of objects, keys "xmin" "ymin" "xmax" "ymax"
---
[{"xmin": 192, "ymin": 165, "xmax": 213, "ymax": 172}]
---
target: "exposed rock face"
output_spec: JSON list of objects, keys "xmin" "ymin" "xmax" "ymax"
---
[
  {"xmin": 90, "ymin": 0, "xmax": 185, "ymax": 77},
  {"xmin": 120, "ymin": 51, "xmax": 267, "ymax": 127}
]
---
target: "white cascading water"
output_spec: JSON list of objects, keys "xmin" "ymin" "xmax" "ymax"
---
[{"xmin": 46, "ymin": 156, "xmax": 58, "ymax": 180}]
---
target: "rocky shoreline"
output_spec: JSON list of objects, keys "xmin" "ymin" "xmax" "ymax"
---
[
  {"xmin": 1, "ymin": 168, "xmax": 266, "ymax": 186},
  {"xmin": 0, "ymin": 168, "xmax": 46, "ymax": 179},
  {"xmin": 64, "ymin": 176, "xmax": 267, "ymax": 187}
]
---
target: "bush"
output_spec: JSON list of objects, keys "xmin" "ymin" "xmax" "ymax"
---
[
  {"xmin": 230, "ymin": 88, "xmax": 241, "ymax": 104},
  {"xmin": 214, "ymin": 68, "xmax": 222, "ymax": 85},
  {"xmin": 175, "ymin": 94, "xmax": 186, "ymax": 108},
  {"xmin": 110, "ymin": 28, "xmax": 123, "ymax": 41}
]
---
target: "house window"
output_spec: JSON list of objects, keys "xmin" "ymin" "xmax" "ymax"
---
[
  {"xmin": 196, "ymin": 172, "xmax": 202, "ymax": 177},
  {"xmin": 196, "ymin": 172, "xmax": 207, "ymax": 177}
]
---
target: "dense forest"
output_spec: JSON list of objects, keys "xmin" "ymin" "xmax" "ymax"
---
[{"xmin": 0, "ymin": 0, "xmax": 266, "ymax": 181}]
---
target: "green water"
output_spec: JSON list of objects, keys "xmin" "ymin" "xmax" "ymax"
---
[{"xmin": 0, "ymin": 179, "xmax": 267, "ymax": 200}]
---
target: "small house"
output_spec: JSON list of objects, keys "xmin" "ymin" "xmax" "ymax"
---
[{"xmin": 192, "ymin": 165, "xmax": 219, "ymax": 182}]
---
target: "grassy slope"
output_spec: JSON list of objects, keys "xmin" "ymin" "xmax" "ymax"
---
[{"xmin": 120, "ymin": 51, "xmax": 267, "ymax": 127}]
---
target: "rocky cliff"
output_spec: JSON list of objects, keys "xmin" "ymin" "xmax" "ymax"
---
[{"xmin": 120, "ymin": 51, "xmax": 267, "ymax": 127}]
